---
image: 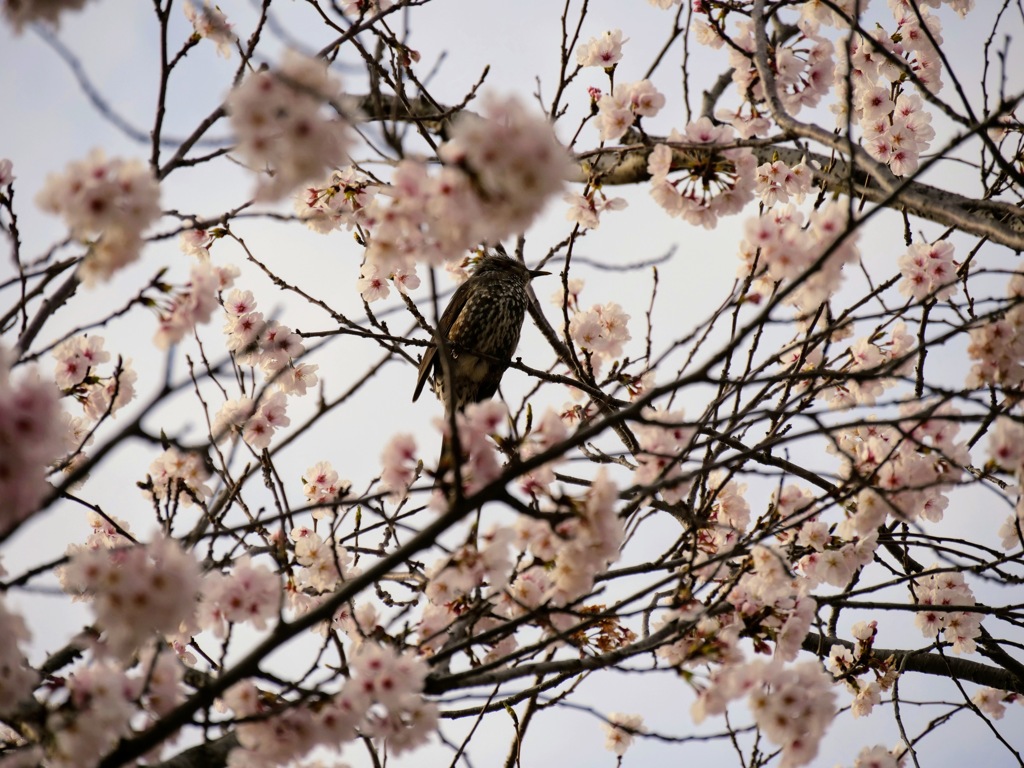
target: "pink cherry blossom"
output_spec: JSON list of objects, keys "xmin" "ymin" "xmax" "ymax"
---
[
  {"xmin": 603, "ymin": 712, "xmax": 644, "ymax": 755},
  {"xmin": 380, "ymin": 433, "xmax": 418, "ymax": 501},
  {"xmin": 227, "ymin": 51, "xmax": 352, "ymax": 201},
  {"xmin": 199, "ymin": 555, "xmax": 281, "ymax": 636},
  {"xmin": 576, "ymin": 29, "xmax": 627, "ymax": 68},
  {"xmin": 183, "ymin": 0, "xmax": 235, "ymax": 57},
  {"xmin": 36, "ymin": 149, "xmax": 161, "ymax": 285},
  {"xmin": 62, "ymin": 534, "xmax": 201, "ymax": 659}
]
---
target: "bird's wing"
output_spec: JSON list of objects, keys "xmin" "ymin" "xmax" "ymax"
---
[{"xmin": 412, "ymin": 279, "xmax": 473, "ymax": 402}]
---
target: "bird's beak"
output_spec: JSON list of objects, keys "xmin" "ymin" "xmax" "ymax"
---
[{"xmin": 529, "ymin": 269, "xmax": 551, "ymax": 279}]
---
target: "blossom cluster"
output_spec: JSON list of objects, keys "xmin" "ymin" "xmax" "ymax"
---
[
  {"xmin": 0, "ymin": 589, "xmax": 36, "ymax": 716},
  {"xmin": 227, "ymin": 51, "xmax": 352, "ymax": 201},
  {"xmin": 575, "ymin": 29, "xmax": 627, "ymax": 69},
  {"xmin": 966, "ymin": 270, "xmax": 1024, "ymax": 390},
  {"xmin": 2, "ymin": 0, "xmax": 90, "ymax": 33},
  {"xmin": 143, "ymin": 446, "xmax": 214, "ymax": 508},
  {"xmin": 301, "ymin": 460, "xmax": 350, "ymax": 516},
  {"xmin": 154, "ymin": 258, "xmax": 238, "ymax": 349},
  {"xmin": 504, "ymin": 469, "xmax": 624, "ymax": 633},
  {"xmin": 738, "ymin": 202, "xmax": 860, "ymax": 311},
  {"xmin": 379, "ymin": 432, "xmax": 419, "ymax": 501},
  {"xmin": 910, "ymin": 568, "xmax": 983, "ymax": 654},
  {"xmin": 438, "ymin": 93, "xmax": 573, "ymax": 246},
  {"xmin": 595, "ymin": 79, "xmax": 666, "ymax": 141},
  {"xmin": 699, "ymin": 470, "xmax": 752, "ymax": 555},
  {"xmin": 655, "ymin": 603, "xmax": 745, "ymax": 671},
  {"xmin": 564, "ymin": 187, "xmax": 628, "ymax": 230},
  {"xmin": 199, "ymin": 554, "xmax": 281, "ymax": 636},
  {"xmin": 847, "ymin": 745, "xmax": 901, "ymax": 768},
  {"xmin": 518, "ymin": 406, "xmax": 570, "ymax": 496},
  {"xmin": 972, "ymin": 686, "xmax": 1023, "ymax": 720},
  {"xmin": 0, "ymin": 348, "xmax": 66, "ymax": 537},
  {"xmin": 340, "ymin": 0, "xmax": 394, "ymax": 15},
  {"xmin": 648, "ymin": 118, "xmax": 757, "ymax": 229},
  {"xmin": 295, "ymin": 166, "xmax": 374, "ymax": 235},
  {"xmin": 418, "ymin": 525, "xmax": 515, "ymax": 656},
  {"xmin": 417, "ymin": 468, "xmax": 627, "ymax": 657},
  {"xmin": 431, "ymin": 400, "xmax": 509, "ymax": 496},
  {"xmin": 61, "ymin": 535, "xmax": 201, "ymax": 659},
  {"xmin": 729, "ymin": 548, "xmax": 821, "ymax": 662},
  {"xmin": 299, "ymin": 95, "xmax": 570, "ymax": 301},
  {"xmin": 221, "ymin": 289, "xmax": 315, "ymax": 383},
  {"xmin": 830, "ymin": 7, "xmax": 941, "ymax": 176},
  {"xmin": 987, "ymin": 416, "xmax": 1024, "ymax": 549},
  {"xmin": 36, "ymin": 149, "xmax": 161, "ymax": 285},
  {"xmin": 754, "ymin": 159, "xmax": 812, "ymax": 206},
  {"xmin": 53, "ymin": 334, "xmax": 137, "ymax": 428},
  {"xmin": 898, "ymin": 239, "xmax": 958, "ymax": 302},
  {"xmin": 694, "ymin": 2, "xmax": 943, "ymax": 178},
  {"xmin": 602, "ymin": 712, "xmax": 644, "ymax": 756},
  {"xmin": 568, "ymin": 299, "xmax": 632, "ymax": 372},
  {"xmin": 715, "ymin": 17, "xmax": 835, "ymax": 117},
  {"xmin": 45, "ymin": 660, "xmax": 138, "ymax": 768},
  {"xmin": 223, "ymin": 645, "xmax": 436, "ymax": 766},
  {"xmin": 820, "ymin": 322, "xmax": 914, "ymax": 408},
  {"xmin": 211, "ymin": 288, "xmax": 319, "ymax": 449},
  {"xmin": 826, "ymin": 620, "xmax": 896, "ymax": 718},
  {"xmin": 632, "ymin": 407, "xmax": 695, "ymax": 504},
  {"xmin": 829, "ymin": 404, "xmax": 969, "ymax": 536},
  {"xmin": 290, "ymin": 525, "xmax": 355, "ymax": 593},
  {"xmin": 693, "ymin": 659, "xmax": 837, "ymax": 768},
  {"xmin": 183, "ymin": 0, "xmax": 235, "ymax": 57},
  {"xmin": 12, "ymin": 644, "xmax": 183, "ymax": 766},
  {"xmin": 212, "ymin": 391, "xmax": 291, "ymax": 450}
]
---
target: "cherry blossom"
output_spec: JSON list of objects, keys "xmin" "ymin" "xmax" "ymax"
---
[
  {"xmin": 849, "ymin": 745, "xmax": 900, "ymax": 768},
  {"xmin": 290, "ymin": 526, "xmax": 354, "ymax": 592},
  {"xmin": 966, "ymin": 269, "xmax": 1024, "ymax": 389},
  {"xmin": 295, "ymin": 166, "xmax": 374, "ymax": 234},
  {"xmin": 439, "ymin": 93, "xmax": 572, "ymax": 243},
  {"xmin": 972, "ymin": 687, "xmax": 1019, "ymax": 720},
  {"xmin": 519, "ymin": 406, "xmax": 569, "ymax": 496},
  {"xmin": 144, "ymin": 446, "xmax": 214, "ymax": 507},
  {"xmin": 47, "ymin": 661, "xmax": 138, "ymax": 768},
  {"xmin": 227, "ymin": 51, "xmax": 352, "ymax": 201},
  {"xmin": 430, "ymin": 400, "xmax": 508, "ymax": 496},
  {"xmin": 222, "ymin": 681, "xmax": 321, "ymax": 768},
  {"xmin": 564, "ymin": 189, "xmax": 628, "ymax": 229},
  {"xmin": 2, "ymin": 0, "xmax": 90, "ymax": 32},
  {"xmin": 569, "ymin": 301, "xmax": 632, "ymax": 362},
  {"xmin": 603, "ymin": 712, "xmax": 644, "ymax": 755},
  {"xmin": 0, "ymin": 351, "xmax": 65, "ymax": 537},
  {"xmin": 693, "ymin": 659, "xmax": 837, "ymax": 768},
  {"xmin": 648, "ymin": 119, "xmax": 757, "ymax": 229},
  {"xmin": 154, "ymin": 260, "xmax": 231, "ymax": 349},
  {"xmin": 62, "ymin": 534, "xmax": 201, "ymax": 659},
  {"xmin": 755, "ymin": 159, "xmax": 812, "ymax": 206},
  {"xmin": 596, "ymin": 80, "xmax": 666, "ymax": 141},
  {"xmin": 183, "ymin": 0, "xmax": 235, "ymax": 57},
  {"xmin": 632, "ymin": 407, "xmax": 695, "ymax": 504},
  {"xmin": 576, "ymin": 29, "xmax": 627, "ymax": 68},
  {"xmin": 911, "ymin": 568, "xmax": 982, "ymax": 653},
  {"xmin": 0, "ymin": 595, "xmax": 36, "ymax": 715},
  {"xmin": 380, "ymin": 432, "xmax": 419, "ymax": 501},
  {"xmin": 199, "ymin": 554, "xmax": 281, "ymax": 636},
  {"xmin": 302, "ymin": 460, "xmax": 349, "ymax": 513},
  {"xmin": 36, "ymin": 149, "xmax": 161, "ymax": 285},
  {"xmin": 340, "ymin": 0, "xmax": 393, "ymax": 14}
]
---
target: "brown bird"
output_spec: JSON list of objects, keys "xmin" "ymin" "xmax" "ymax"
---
[{"xmin": 413, "ymin": 255, "xmax": 547, "ymax": 416}]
